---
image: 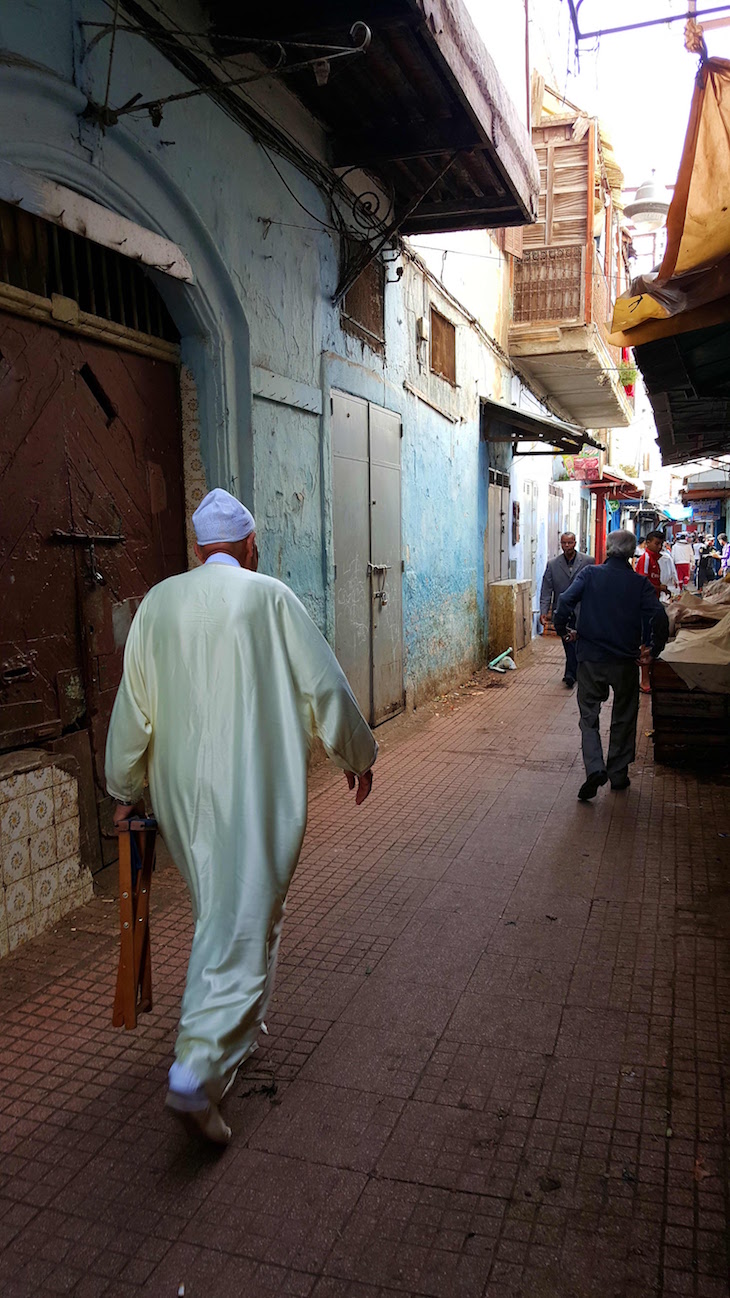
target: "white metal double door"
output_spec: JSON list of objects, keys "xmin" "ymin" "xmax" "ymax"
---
[
  {"xmin": 487, "ymin": 480, "xmax": 510, "ymax": 585},
  {"xmin": 332, "ymin": 391, "xmax": 403, "ymax": 726},
  {"xmin": 523, "ymin": 479, "xmax": 539, "ymax": 604}
]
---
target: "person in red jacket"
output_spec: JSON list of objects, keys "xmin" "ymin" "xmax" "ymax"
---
[{"xmin": 635, "ymin": 531, "xmax": 669, "ymax": 692}]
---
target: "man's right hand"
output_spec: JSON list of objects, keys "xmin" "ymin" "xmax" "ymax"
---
[
  {"xmin": 112, "ymin": 799, "xmax": 145, "ymax": 829},
  {"xmin": 539, "ymin": 614, "xmax": 550, "ymax": 627},
  {"xmin": 345, "ymin": 770, "xmax": 373, "ymax": 805}
]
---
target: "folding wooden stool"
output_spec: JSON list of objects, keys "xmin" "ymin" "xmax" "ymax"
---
[{"xmin": 112, "ymin": 816, "xmax": 158, "ymax": 1029}]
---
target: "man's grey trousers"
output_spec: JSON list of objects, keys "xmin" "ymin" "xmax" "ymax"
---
[{"xmin": 577, "ymin": 659, "xmax": 640, "ymax": 780}]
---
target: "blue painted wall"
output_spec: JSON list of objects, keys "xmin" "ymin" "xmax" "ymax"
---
[{"xmin": 0, "ymin": 0, "xmax": 521, "ymax": 703}]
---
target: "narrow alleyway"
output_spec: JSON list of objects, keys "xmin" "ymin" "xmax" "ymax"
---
[{"xmin": 1, "ymin": 639, "xmax": 728, "ymax": 1298}]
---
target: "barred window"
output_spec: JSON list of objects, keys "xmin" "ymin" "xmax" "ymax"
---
[{"xmin": 342, "ymin": 247, "xmax": 385, "ymax": 348}]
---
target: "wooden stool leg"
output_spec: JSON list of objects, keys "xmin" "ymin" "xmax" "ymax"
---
[
  {"xmin": 132, "ymin": 830, "xmax": 154, "ymax": 1014},
  {"xmin": 140, "ymin": 832, "xmax": 154, "ymax": 1012},
  {"xmin": 112, "ymin": 831, "xmax": 137, "ymax": 1029}
]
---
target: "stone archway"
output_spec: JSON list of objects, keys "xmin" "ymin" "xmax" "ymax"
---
[{"xmin": 0, "ymin": 62, "xmax": 253, "ymax": 508}]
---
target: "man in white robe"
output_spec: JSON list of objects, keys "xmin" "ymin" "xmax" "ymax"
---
[{"xmin": 105, "ymin": 488, "xmax": 377, "ymax": 1144}]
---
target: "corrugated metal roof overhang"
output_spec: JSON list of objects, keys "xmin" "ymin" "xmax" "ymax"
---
[
  {"xmin": 585, "ymin": 471, "xmax": 642, "ymax": 499},
  {"xmin": 635, "ymin": 320, "xmax": 730, "ymax": 467},
  {"xmin": 480, "ymin": 398, "xmax": 602, "ymax": 453},
  {"xmin": 209, "ymin": 0, "xmax": 540, "ymax": 233},
  {"xmin": 681, "ymin": 487, "xmax": 730, "ymax": 500}
]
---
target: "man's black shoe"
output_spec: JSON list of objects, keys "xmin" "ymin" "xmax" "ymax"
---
[
  {"xmin": 578, "ymin": 770, "xmax": 608, "ymax": 801},
  {"xmin": 563, "ymin": 676, "xmax": 576, "ymax": 689},
  {"xmin": 610, "ymin": 775, "xmax": 631, "ymax": 791}
]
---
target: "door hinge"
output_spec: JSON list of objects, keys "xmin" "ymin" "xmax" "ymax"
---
[
  {"xmin": 333, "ymin": 564, "xmax": 337, "ymax": 580},
  {"xmin": 401, "ymin": 559, "xmax": 405, "ymax": 573}
]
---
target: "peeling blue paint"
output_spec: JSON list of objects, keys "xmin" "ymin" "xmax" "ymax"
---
[{"xmin": 0, "ymin": 0, "xmax": 529, "ymax": 704}]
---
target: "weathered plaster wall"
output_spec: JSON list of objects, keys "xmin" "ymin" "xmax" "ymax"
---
[
  {"xmin": 0, "ymin": 0, "xmax": 540, "ymax": 703},
  {"xmin": 408, "ymin": 230, "xmax": 513, "ymax": 353}
]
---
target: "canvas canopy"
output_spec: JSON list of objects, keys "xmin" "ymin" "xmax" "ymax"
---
[{"xmin": 609, "ymin": 57, "xmax": 730, "ymax": 347}]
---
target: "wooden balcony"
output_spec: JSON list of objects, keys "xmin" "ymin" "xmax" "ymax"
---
[{"xmin": 509, "ymin": 244, "xmax": 631, "ymax": 428}]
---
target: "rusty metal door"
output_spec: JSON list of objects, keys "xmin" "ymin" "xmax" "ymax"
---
[
  {"xmin": 0, "ymin": 315, "xmax": 80, "ymax": 747},
  {"xmin": 0, "ymin": 310, "xmax": 185, "ymax": 854}
]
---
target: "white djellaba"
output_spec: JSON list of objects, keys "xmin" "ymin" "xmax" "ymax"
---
[{"xmin": 106, "ymin": 491, "xmax": 376, "ymax": 1139}]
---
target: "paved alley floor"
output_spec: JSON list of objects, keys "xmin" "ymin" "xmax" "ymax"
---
[{"xmin": 1, "ymin": 640, "xmax": 729, "ymax": 1298}]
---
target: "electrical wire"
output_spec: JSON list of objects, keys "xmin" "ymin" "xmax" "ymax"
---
[
  {"xmin": 98, "ymin": 0, "xmax": 386, "ymax": 257},
  {"xmin": 258, "ymin": 146, "xmax": 341, "ymax": 234},
  {"xmin": 93, "ymin": 3, "xmax": 632, "ymax": 413},
  {"xmin": 102, "ymin": 0, "xmax": 121, "ymax": 114}
]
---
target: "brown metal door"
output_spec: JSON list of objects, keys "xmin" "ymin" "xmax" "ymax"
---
[
  {"xmin": 0, "ymin": 310, "xmax": 185, "ymax": 851},
  {"xmin": 62, "ymin": 333, "xmax": 185, "ymax": 795},
  {"xmin": 0, "ymin": 313, "xmax": 82, "ymax": 747}
]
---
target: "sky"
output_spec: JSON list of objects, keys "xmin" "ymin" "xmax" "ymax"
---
[{"xmin": 465, "ymin": 0, "xmax": 730, "ymax": 193}]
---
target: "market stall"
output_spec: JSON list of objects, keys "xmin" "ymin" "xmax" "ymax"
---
[{"xmin": 650, "ymin": 581, "xmax": 730, "ymax": 763}]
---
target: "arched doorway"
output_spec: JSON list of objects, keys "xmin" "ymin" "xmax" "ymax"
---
[{"xmin": 0, "ymin": 197, "xmax": 187, "ymax": 868}]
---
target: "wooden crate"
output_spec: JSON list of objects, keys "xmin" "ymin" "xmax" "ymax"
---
[{"xmin": 650, "ymin": 660, "xmax": 730, "ymax": 764}]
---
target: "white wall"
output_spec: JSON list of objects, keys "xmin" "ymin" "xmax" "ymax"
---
[{"xmin": 406, "ymin": 231, "xmax": 511, "ymax": 353}]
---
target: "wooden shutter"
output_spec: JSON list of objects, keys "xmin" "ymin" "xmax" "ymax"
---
[
  {"xmin": 492, "ymin": 225, "xmax": 523, "ymax": 259},
  {"xmin": 430, "ymin": 307, "xmax": 456, "ymax": 384},
  {"xmin": 503, "ymin": 225, "xmax": 524, "ymax": 259}
]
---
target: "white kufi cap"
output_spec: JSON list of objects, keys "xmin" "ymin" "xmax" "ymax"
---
[{"xmin": 192, "ymin": 488, "xmax": 255, "ymax": 544}]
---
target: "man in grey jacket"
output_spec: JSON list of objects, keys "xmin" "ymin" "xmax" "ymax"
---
[{"xmin": 540, "ymin": 533, "xmax": 595, "ymax": 687}]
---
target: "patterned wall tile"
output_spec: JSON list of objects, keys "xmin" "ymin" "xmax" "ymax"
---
[
  {"xmin": 0, "ymin": 773, "xmax": 27, "ymax": 803},
  {"xmin": 30, "ymin": 827, "xmax": 57, "ymax": 874},
  {"xmin": 0, "ymin": 764, "xmax": 92, "ymax": 956},
  {"xmin": 28, "ymin": 790, "xmax": 54, "ymax": 832},
  {"xmin": 26, "ymin": 765, "xmax": 53, "ymax": 793},
  {"xmin": 56, "ymin": 818, "xmax": 80, "ymax": 862},
  {"xmin": 0, "ymin": 764, "xmax": 90, "ymax": 958},
  {"xmin": 32, "ymin": 865, "xmax": 59, "ymax": 912},
  {"xmin": 6, "ymin": 877, "xmax": 33, "ymax": 923},
  {"xmin": 1, "ymin": 798, "xmax": 29, "ymax": 843},
  {"xmin": 8, "ymin": 915, "xmax": 37, "ymax": 951},
  {"xmin": 181, "ymin": 363, "xmax": 208, "ymax": 570},
  {"xmin": 2, "ymin": 837, "xmax": 31, "ymax": 885},
  {"xmin": 55, "ymin": 779, "xmax": 79, "ymax": 823},
  {"xmin": 58, "ymin": 854, "xmax": 82, "ymax": 894}
]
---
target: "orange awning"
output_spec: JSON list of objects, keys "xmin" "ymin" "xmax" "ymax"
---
[{"xmin": 609, "ymin": 57, "xmax": 730, "ymax": 347}]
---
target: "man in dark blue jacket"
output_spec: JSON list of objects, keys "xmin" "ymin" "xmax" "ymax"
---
[{"xmin": 554, "ymin": 529, "xmax": 669, "ymax": 801}]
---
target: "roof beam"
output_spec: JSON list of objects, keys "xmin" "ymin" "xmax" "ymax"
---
[
  {"xmin": 401, "ymin": 196, "xmax": 515, "ymax": 222},
  {"xmin": 211, "ymin": 0, "xmax": 408, "ymax": 42},
  {"xmin": 332, "ymin": 121, "xmax": 481, "ymax": 167}
]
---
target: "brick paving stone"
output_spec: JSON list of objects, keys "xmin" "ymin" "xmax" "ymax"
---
[
  {"xmin": 249, "ymin": 1081, "xmax": 405, "ymax": 1171},
  {"xmin": 0, "ymin": 639, "xmax": 728, "ymax": 1297}
]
